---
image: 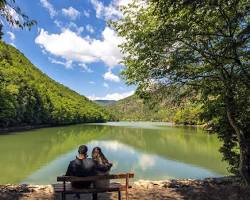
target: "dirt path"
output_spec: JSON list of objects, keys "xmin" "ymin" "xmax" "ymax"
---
[{"xmin": 1, "ymin": 177, "xmax": 250, "ymax": 200}]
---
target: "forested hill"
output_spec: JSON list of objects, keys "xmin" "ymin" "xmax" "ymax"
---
[
  {"xmin": 94, "ymin": 100, "xmax": 117, "ymax": 106},
  {"xmin": 0, "ymin": 41, "xmax": 110, "ymax": 128},
  {"xmin": 107, "ymin": 94, "xmax": 203, "ymax": 125}
]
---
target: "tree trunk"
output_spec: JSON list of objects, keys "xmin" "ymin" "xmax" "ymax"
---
[{"xmin": 227, "ymin": 109, "xmax": 250, "ymax": 185}]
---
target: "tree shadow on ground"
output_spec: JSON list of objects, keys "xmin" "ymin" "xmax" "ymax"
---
[
  {"xmin": 166, "ymin": 179, "xmax": 250, "ymax": 200},
  {"xmin": 0, "ymin": 184, "xmax": 34, "ymax": 200}
]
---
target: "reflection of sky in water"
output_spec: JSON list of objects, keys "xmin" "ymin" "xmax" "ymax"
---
[
  {"xmin": 22, "ymin": 140, "xmax": 221, "ymax": 184},
  {"xmin": 90, "ymin": 122, "xmax": 174, "ymax": 130}
]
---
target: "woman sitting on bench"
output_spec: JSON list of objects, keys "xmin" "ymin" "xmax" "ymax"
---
[{"xmin": 92, "ymin": 147, "xmax": 113, "ymax": 188}]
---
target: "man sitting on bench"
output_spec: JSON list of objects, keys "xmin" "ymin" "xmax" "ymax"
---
[{"xmin": 65, "ymin": 145, "xmax": 112, "ymax": 198}]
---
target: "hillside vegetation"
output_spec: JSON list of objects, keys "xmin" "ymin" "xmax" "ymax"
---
[
  {"xmin": 94, "ymin": 100, "xmax": 117, "ymax": 106},
  {"xmin": 108, "ymin": 93, "xmax": 203, "ymax": 125},
  {"xmin": 0, "ymin": 41, "xmax": 110, "ymax": 128}
]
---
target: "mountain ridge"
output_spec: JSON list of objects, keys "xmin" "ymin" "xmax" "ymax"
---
[
  {"xmin": 94, "ymin": 100, "xmax": 117, "ymax": 106},
  {"xmin": 0, "ymin": 41, "xmax": 110, "ymax": 128},
  {"xmin": 107, "ymin": 94, "xmax": 203, "ymax": 125}
]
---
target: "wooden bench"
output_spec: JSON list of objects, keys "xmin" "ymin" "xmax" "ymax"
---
[{"xmin": 54, "ymin": 173, "xmax": 134, "ymax": 200}]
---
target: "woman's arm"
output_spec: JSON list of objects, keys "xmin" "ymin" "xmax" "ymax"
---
[{"xmin": 94, "ymin": 161, "xmax": 112, "ymax": 172}]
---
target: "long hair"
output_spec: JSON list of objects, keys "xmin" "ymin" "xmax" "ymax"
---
[{"xmin": 92, "ymin": 147, "xmax": 109, "ymax": 165}]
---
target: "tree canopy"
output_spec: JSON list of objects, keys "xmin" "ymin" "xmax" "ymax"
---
[
  {"xmin": 108, "ymin": 88, "xmax": 203, "ymax": 125},
  {"xmin": 113, "ymin": 0, "xmax": 250, "ymax": 184},
  {"xmin": 0, "ymin": 41, "xmax": 110, "ymax": 128},
  {"xmin": 0, "ymin": 0, "xmax": 36, "ymax": 38}
]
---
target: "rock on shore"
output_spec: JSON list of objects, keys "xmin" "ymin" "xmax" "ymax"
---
[{"xmin": 1, "ymin": 177, "xmax": 250, "ymax": 200}]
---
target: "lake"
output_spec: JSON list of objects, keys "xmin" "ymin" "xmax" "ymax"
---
[{"xmin": 0, "ymin": 122, "xmax": 229, "ymax": 184}]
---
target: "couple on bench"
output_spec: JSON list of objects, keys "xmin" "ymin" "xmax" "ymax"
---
[{"xmin": 65, "ymin": 145, "xmax": 112, "ymax": 197}]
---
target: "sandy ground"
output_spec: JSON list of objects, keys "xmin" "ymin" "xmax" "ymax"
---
[{"xmin": 1, "ymin": 177, "xmax": 250, "ymax": 200}]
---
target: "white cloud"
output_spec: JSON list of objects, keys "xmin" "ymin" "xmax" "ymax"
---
[
  {"xmin": 117, "ymin": 0, "xmax": 133, "ymax": 6},
  {"xmin": 90, "ymin": 0, "xmax": 133, "ymax": 20},
  {"xmin": 83, "ymin": 10, "xmax": 90, "ymax": 18},
  {"xmin": 92, "ymin": 27, "xmax": 123, "ymax": 67},
  {"xmin": 93, "ymin": 141, "xmax": 136, "ymax": 154},
  {"xmin": 89, "ymin": 81, "xmax": 95, "ymax": 84},
  {"xmin": 40, "ymin": 0, "xmax": 57, "ymax": 18},
  {"xmin": 138, "ymin": 154, "xmax": 156, "ymax": 171},
  {"xmin": 88, "ymin": 90, "xmax": 134, "ymax": 100},
  {"xmin": 62, "ymin": 7, "xmax": 80, "ymax": 20},
  {"xmin": 103, "ymin": 70, "xmax": 120, "ymax": 82},
  {"xmin": 54, "ymin": 20, "xmax": 84, "ymax": 35},
  {"xmin": 86, "ymin": 24, "xmax": 94, "ymax": 33},
  {"xmin": 54, "ymin": 20, "xmax": 62, "ymax": 28},
  {"xmin": 90, "ymin": 0, "xmax": 121, "ymax": 20},
  {"xmin": 10, "ymin": 43, "xmax": 16, "ymax": 47},
  {"xmin": 41, "ymin": 49, "xmax": 47, "ymax": 54},
  {"xmin": 35, "ymin": 26, "xmax": 123, "ymax": 68},
  {"xmin": 7, "ymin": 31, "xmax": 15, "ymax": 40},
  {"xmin": 49, "ymin": 57, "xmax": 72, "ymax": 68},
  {"xmin": 103, "ymin": 82, "xmax": 109, "ymax": 88},
  {"xmin": 68, "ymin": 22, "xmax": 84, "ymax": 35},
  {"xmin": 79, "ymin": 63, "xmax": 93, "ymax": 73}
]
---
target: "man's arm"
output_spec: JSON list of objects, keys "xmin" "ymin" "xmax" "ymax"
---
[{"xmin": 65, "ymin": 162, "xmax": 73, "ymax": 176}]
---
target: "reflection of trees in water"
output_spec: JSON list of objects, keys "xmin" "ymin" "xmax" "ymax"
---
[
  {"xmin": 103, "ymin": 126, "xmax": 228, "ymax": 175},
  {"xmin": 0, "ymin": 125, "xmax": 107, "ymax": 183},
  {"xmin": 0, "ymin": 124, "xmax": 228, "ymax": 184}
]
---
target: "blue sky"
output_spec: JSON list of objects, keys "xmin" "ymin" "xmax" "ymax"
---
[{"xmin": 3, "ymin": 0, "xmax": 135, "ymax": 100}]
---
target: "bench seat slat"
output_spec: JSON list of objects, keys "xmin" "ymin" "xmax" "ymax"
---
[
  {"xmin": 57, "ymin": 173, "xmax": 134, "ymax": 182},
  {"xmin": 53, "ymin": 183, "xmax": 130, "ymax": 193}
]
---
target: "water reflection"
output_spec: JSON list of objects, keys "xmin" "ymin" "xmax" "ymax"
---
[
  {"xmin": 0, "ymin": 122, "xmax": 229, "ymax": 184},
  {"xmin": 23, "ymin": 140, "xmax": 222, "ymax": 184},
  {"xmin": 91, "ymin": 140, "xmax": 222, "ymax": 180}
]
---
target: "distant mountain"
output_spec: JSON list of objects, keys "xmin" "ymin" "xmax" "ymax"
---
[
  {"xmin": 0, "ymin": 41, "xmax": 110, "ymax": 128},
  {"xmin": 107, "ymin": 95, "xmax": 166, "ymax": 121},
  {"xmin": 107, "ymin": 94, "xmax": 203, "ymax": 125},
  {"xmin": 94, "ymin": 100, "xmax": 117, "ymax": 106}
]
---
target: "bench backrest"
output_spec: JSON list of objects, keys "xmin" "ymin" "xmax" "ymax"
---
[{"xmin": 57, "ymin": 173, "xmax": 134, "ymax": 182}]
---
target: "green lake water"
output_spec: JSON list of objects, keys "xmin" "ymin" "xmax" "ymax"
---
[{"xmin": 0, "ymin": 122, "xmax": 229, "ymax": 184}]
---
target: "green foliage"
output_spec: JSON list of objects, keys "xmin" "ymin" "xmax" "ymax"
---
[
  {"xmin": 0, "ymin": 0, "xmax": 36, "ymax": 39},
  {"xmin": 113, "ymin": 0, "xmax": 250, "ymax": 183},
  {"xmin": 0, "ymin": 41, "xmax": 110, "ymax": 127},
  {"xmin": 173, "ymin": 102, "xmax": 203, "ymax": 125},
  {"xmin": 201, "ymin": 80, "xmax": 249, "ymax": 175},
  {"xmin": 94, "ymin": 100, "xmax": 117, "ymax": 106},
  {"xmin": 0, "ymin": 0, "xmax": 36, "ymax": 31},
  {"xmin": 108, "ymin": 90, "xmax": 203, "ymax": 125}
]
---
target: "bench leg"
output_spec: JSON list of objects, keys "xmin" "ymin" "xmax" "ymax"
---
[
  {"xmin": 118, "ymin": 191, "xmax": 122, "ymax": 200},
  {"xmin": 61, "ymin": 192, "xmax": 66, "ymax": 200},
  {"xmin": 92, "ymin": 192, "xmax": 98, "ymax": 200}
]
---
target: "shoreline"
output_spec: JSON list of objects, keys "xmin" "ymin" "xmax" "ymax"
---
[
  {"xmin": 1, "ymin": 177, "xmax": 249, "ymax": 200},
  {"xmin": 0, "ymin": 121, "xmax": 207, "ymax": 134},
  {"xmin": 0, "ymin": 121, "xmax": 106, "ymax": 134},
  {"xmin": 0, "ymin": 124, "xmax": 52, "ymax": 134}
]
